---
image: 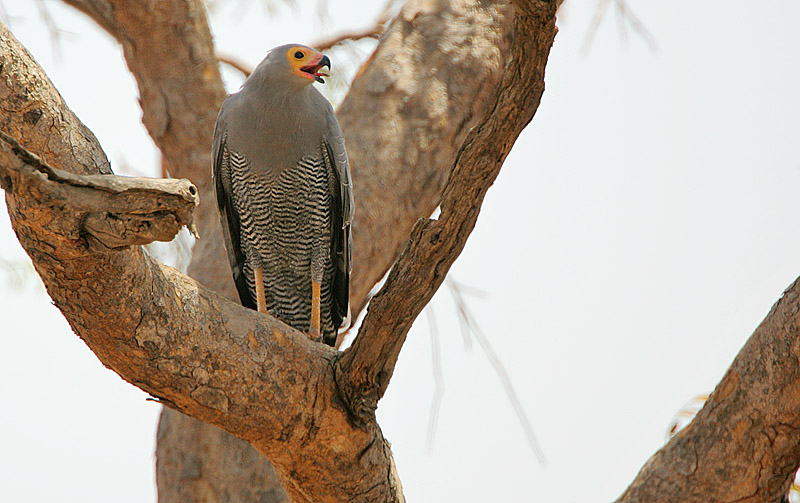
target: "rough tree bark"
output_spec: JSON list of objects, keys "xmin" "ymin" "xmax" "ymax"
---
[
  {"xmin": 61, "ymin": 0, "xmax": 529, "ymax": 500},
  {"xmin": 62, "ymin": 0, "xmax": 280, "ymax": 499},
  {"xmin": 616, "ymin": 277, "xmax": 800, "ymax": 503},
  {"xmin": 0, "ymin": 1, "xmax": 560, "ymax": 502}
]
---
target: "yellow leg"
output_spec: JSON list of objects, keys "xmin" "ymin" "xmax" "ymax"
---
[
  {"xmin": 309, "ymin": 279, "xmax": 321, "ymax": 341},
  {"xmin": 254, "ymin": 266, "xmax": 268, "ymax": 314}
]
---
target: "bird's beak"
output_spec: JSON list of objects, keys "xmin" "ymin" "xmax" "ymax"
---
[{"xmin": 300, "ymin": 54, "xmax": 331, "ymax": 84}]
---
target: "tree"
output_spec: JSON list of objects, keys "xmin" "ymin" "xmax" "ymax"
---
[
  {"xmin": 3, "ymin": 1, "xmax": 800, "ymax": 502},
  {"xmin": 1, "ymin": 0, "xmax": 556, "ymax": 500}
]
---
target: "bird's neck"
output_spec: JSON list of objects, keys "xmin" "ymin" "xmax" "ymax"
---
[
  {"xmin": 245, "ymin": 80, "xmax": 312, "ymax": 127},
  {"xmin": 236, "ymin": 83, "xmax": 323, "ymax": 168}
]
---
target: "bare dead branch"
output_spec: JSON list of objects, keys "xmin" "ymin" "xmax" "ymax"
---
[
  {"xmin": 0, "ymin": 131, "xmax": 198, "ymax": 250},
  {"xmin": 61, "ymin": 0, "xmax": 226, "ymax": 256}
]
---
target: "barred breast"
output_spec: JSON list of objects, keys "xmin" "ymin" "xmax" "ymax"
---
[{"xmin": 228, "ymin": 145, "xmax": 337, "ymax": 341}]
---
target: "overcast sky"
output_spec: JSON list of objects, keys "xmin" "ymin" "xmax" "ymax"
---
[{"xmin": 2, "ymin": 1, "xmax": 800, "ymax": 502}]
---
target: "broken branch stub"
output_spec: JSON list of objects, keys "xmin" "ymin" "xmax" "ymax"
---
[{"xmin": 0, "ymin": 130, "xmax": 198, "ymax": 252}]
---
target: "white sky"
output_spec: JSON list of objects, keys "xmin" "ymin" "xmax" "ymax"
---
[{"xmin": 2, "ymin": 1, "xmax": 800, "ymax": 502}]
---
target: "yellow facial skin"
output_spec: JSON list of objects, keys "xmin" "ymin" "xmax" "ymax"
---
[{"xmin": 286, "ymin": 46, "xmax": 328, "ymax": 82}]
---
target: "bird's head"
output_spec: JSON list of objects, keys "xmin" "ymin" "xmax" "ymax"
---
[{"xmin": 260, "ymin": 44, "xmax": 330, "ymax": 86}]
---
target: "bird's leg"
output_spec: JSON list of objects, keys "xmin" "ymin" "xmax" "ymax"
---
[
  {"xmin": 309, "ymin": 279, "xmax": 321, "ymax": 341},
  {"xmin": 254, "ymin": 266, "xmax": 268, "ymax": 314}
]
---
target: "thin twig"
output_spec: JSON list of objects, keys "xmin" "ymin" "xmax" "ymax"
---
[
  {"xmin": 312, "ymin": 0, "xmax": 395, "ymax": 51},
  {"xmin": 449, "ymin": 279, "xmax": 474, "ymax": 350},
  {"xmin": 217, "ymin": 53, "xmax": 253, "ymax": 78},
  {"xmin": 582, "ymin": 0, "xmax": 657, "ymax": 55},
  {"xmin": 425, "ymin": 306, "xmax": 445, "ymax": 450},
  {"xmin": 218, "ymin": 0, "xmax": 394, "ymax": 78},
  {"xmin": 312, "ymin": 24, "xmax": 384, "ymax": 52},
  {"xmin": 34, "ymin": 0, "xmax": 63, "ymax": 61},
  {"xmin": 446, "ymin": 277, "xmax": 547, "ymax": 466},
  {"xmin": 615, "ymin": 0, "xmax": 658, "ymax": 51},
  {"xmin": 581, "ymin": 0, "xmax": 612, "ymax": 54}
]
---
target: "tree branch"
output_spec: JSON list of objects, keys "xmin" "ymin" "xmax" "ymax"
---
[
  {"xmin": 2, "ymin": 111, "xmax": 402, "ymax": 502},
  {"xmin": 61, "ymin": 0, "xmax": 231, "ymax": 293},
  {"xmin": 616, "ymin": 277, "xmax": 800, "ymax": 502},
  {"xmin": 58, "ymin": 0, "xmax": 558, "ymax": 498},
  {"xmin": 218, "ymin": 22, "xmax": 389, "ymax": 80},
  {"xmin": 310, "ymin": 0, "xmax": 395, "ymax": 52},
  {"xmin": 12, "ymin": 2, "xmax": 800, "ymax": 503},
  {"xmin": 1, "ymin": 19, "xmax": 403, "ymax": 502},
  {"xmin": 0, "ymin": 131, "xmax": 198, "ymax": 251},
  {"xmin": 58, "ymin": 2, "xmax": 278, "ymax": 499},
  {"xmin": 335, "ymin": 0, "xmax": 559, "ymax": 426},
  {"xmin": 217, "ymin": 53, "xmax": 253, "ymax": 78},
  {"xmin": 3, "ymin": 0, "xmax": 563, "ymax": 497}
]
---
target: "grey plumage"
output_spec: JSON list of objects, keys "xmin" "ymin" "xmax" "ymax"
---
[{"xmin": 212, "ymin": 44, "xmax": 353, "ymax": 346}]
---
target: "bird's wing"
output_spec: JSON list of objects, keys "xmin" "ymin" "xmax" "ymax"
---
[
  {"xmin": 213, "ymin": 106, "xmax": 257, "ymax": 310},
  {"xmin": 324, "ymin": 107, "xmax": 353, "ymax": 330}
]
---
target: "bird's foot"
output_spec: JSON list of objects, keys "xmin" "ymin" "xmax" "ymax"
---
[{"xmin": 306, "ymin": 326, "xmax": 321, "ymax": 343}]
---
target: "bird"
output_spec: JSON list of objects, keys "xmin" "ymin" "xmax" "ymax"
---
[{"xmin": 212, "ymin": 44, "xmax": 353, "ymax": 347}]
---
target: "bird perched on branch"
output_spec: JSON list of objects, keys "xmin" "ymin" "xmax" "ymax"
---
[{"xmin": 212, "ymin": 44, "xmax": 353, "ymax": 346}]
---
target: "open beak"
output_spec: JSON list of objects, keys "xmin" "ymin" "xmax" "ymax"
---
[{"xmin": 300, "ymin": 54, "xmax": 331, "ymax": 84}]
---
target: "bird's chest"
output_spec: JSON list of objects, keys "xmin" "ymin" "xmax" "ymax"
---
[{"xmin": 230, "ymin": 153, "xmax": 332, "ymax": 256}]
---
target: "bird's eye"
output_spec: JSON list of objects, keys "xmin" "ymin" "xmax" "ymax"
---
[{"xmin": 294, "ymin": 51, "xmax": 304, "ymax": 60}]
